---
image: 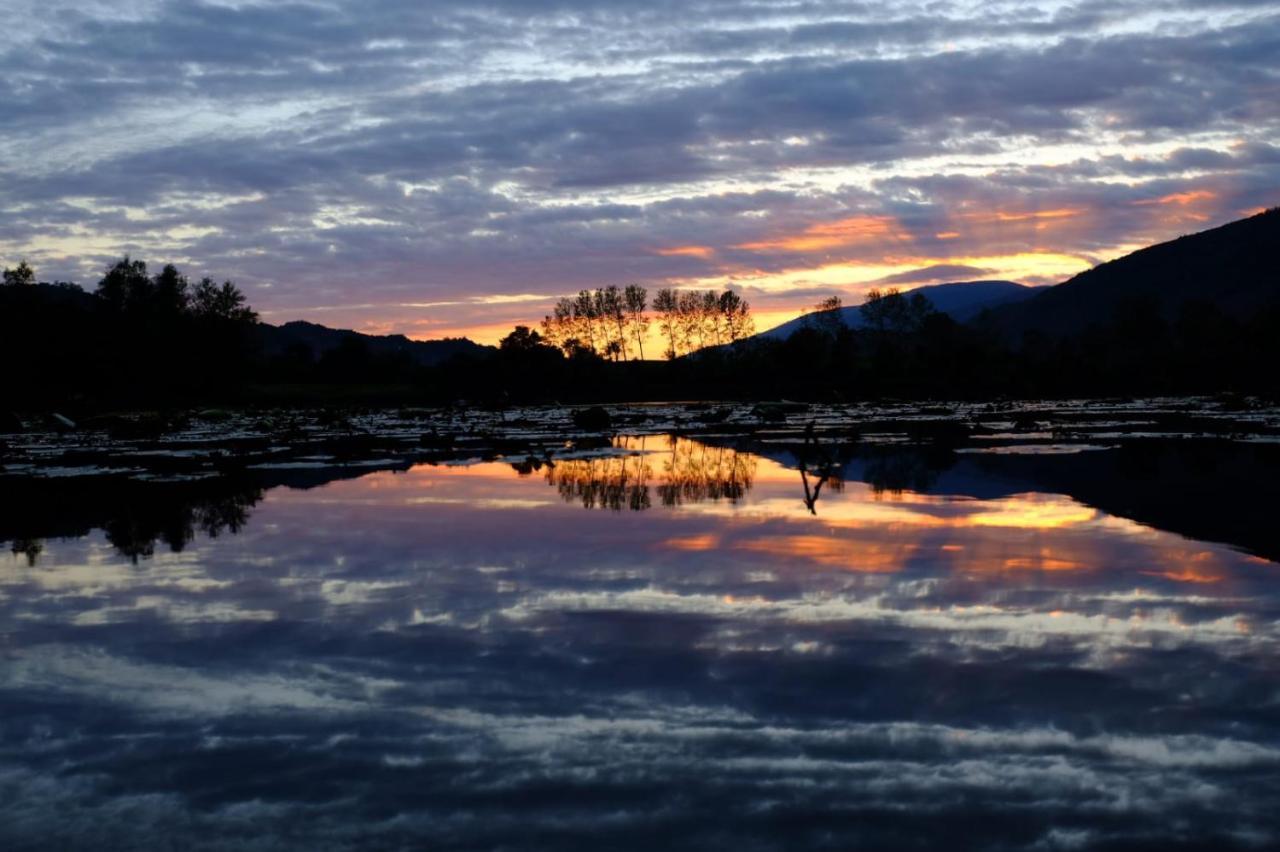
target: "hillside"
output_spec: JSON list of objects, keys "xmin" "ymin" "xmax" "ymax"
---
[
  {"xmin": 754, "ymin": 280, "xmax": 1041, "ymax": 341},
  {"xmin": 984, "ymin": 207, "xmax": 1280, "ymax": 339},
  {"xmin": 257, "ymin": 320, "xmax": 492, "ymax": 367}
]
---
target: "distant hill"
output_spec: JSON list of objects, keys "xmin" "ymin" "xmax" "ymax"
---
[
  {"xmin": 754, "ymin": 280, "xmax": 1042, "ymax": 341},
  {"xmin": 983, "ymin": 207, "xmax": 1280, "ymax": 339},
  {"xmin": 257, "ymin": 320, "xmax": 492, "ymax": 367}
]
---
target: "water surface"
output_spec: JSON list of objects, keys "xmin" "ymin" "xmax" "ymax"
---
[{"xmin": 3, "ymin": 434, "xmax": 1279, "ymax": 850}]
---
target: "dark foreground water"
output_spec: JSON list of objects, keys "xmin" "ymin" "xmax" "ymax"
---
[{"xmin": 3, "ymin": 428, "xmax": 1279, "ymax": 850}]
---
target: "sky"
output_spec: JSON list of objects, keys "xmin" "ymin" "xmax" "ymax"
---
[{"xmin": 1, "ymin": 0, "xmax": 1277, "ymax": 344}]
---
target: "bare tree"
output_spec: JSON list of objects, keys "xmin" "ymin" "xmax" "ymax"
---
[
  {"xmin": 599, "ymin": 285, "xmax": 628, "ymax": 360},
  {"xmin": 677, "ymin": 290, "xmax": 704, "ymax": 352},
  {"xmin": 808, "ymin": 295, "xmax": 846, "ymax": 337},
  {"xmin": 541, "ymin": 297, "xmax": 576, "ymax": 352},
  {"xmin": 701, "ymin": 290, "xmax": 722, "ymax": 346},
  {"xmin": 654, "ymin": 288, "xmax": 680, "ymax": 359},
  {"xmin": 860, "ymin": 287, "xmax": 933, "ymax": 334},
  {"xmin": 718, "ymin": 289, "xmax": 754, "ymax": 343},
  {"xmin": 573, "ymin": 290, "xmax": 600, "ymax": 354},
  {"xmin": 624, "ymin": 284, "xmax": 648, "ymax": 360}
]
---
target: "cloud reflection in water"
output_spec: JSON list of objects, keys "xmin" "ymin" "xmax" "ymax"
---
[{"xmin": 1, "ymin": 437, "xmax": 1278, "ymax": 850}]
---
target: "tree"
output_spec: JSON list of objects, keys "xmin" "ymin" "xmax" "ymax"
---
[
  {"xmin": 624, "ymin": 284, "xmax": 648, "ymax": 360},
  {"xmin": 808, "ymin": 295, "xmax": 846, "ymax": 337},
  {"xmin": 2, "ymin": 260, "xmax": 35, "ymax": 287},
  {"xmin": 701, "ymin": 290, "xmax": 722, "ymax": 346},
  {"xmin": 718, "ymin": 289, "xmax": 753, "ymax": 343},
  {"xmin": 542, "ymin": 297, "xmax": 576, "ymax": 352},
  {"xmin": 599, "ymin": 285, "xmax": 628, "ymax": 360},
  {"xmin": 152, "ymin": 264, "xmax": 190, "ymax": 315},
  {"xmin": 678, "ymin": 290, "xmax": 704, "ymax": 352},
  {"xmin": 861, "ymin": 287, "xmax": 930, "ymax": 334},
  {"xmin": 654, "ymin": 288, "xmax": 680, "ymax": 359},
  {"xmin": 191, "ymin": 278, "xmax": 257, "ymax": 322},
  {"xmin": 573, "ymin": 290, "xmax": 600, "ymax": 354},
  {"xmin": 97, "ymin": 256, "xmax": 151, "ymax": 312},
  {"xmin": 500, "ymin": 325, "xmax": 549, "ymax": 352}
]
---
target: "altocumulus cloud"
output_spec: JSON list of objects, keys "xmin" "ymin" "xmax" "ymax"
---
[{"xmin": 0, "ymin": 0, "xmax": 1277, "ymax": 339}]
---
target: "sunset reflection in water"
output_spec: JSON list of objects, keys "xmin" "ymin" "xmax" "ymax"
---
[{"xmin": 2, "ymin": 435, "xmax": 1278, "ymax": 850}]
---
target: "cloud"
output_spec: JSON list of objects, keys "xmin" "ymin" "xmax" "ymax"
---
[{"xmin": 0, "ymin": 1, "xmax": 1277, "ymax": 339}]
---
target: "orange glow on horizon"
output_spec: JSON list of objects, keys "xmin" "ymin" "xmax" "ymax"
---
[{"xmin": 300, "ymin": 196, "xmax": 1253, "ymax": 350}]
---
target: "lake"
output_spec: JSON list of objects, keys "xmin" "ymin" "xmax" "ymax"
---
[{"xmin": 3, "ymin": 401, "xmax": 1279, "ymax": 849}]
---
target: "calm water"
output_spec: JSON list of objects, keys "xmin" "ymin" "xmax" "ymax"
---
[{"xmin": 3, "ymin": 435, "xmax": 1279, "ymax": 850}]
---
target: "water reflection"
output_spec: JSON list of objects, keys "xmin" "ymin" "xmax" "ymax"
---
[
  {"xmin": 797, "ymin": 421, "xmax": 848, "ymax": 513},
  {"xmin": 2, "ymin": 435, "xmax": 1279, "ymax": 849},
  {"xmin": 1, "ymin": 476, "xmax": 264, "ymax": 565},
  {"xmin": 539, "ymin": 436, "xmax": 756, "ymax": 511}
]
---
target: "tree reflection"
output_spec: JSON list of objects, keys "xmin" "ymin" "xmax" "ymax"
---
[
  {"xmin": 3, "ymin": 479, "xmax": 263, "ymax": 565},
  {"xmin": 543, "ymin": 436, "xmax": 756, "ymax": 510},
  {"xmin": 9, "ymin": 538, "xmax": 42, "ymax": 567},
  {"xmin": 863, "ymin": 450, "xmax": 944, "ymax": 498},
  {"xmin": 103, "ymin": 489, "xmax": 260, "ymax": 563},
  {"xmin": 797, "ymin": 421, "xmax": 846, "ymax": 515}
]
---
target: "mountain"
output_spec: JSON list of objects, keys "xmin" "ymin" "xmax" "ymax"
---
[
  {"xmin": 256, "ymin": 320, "xmax": 492, "ymax": 367},
  {"xmin": 983, "ymin": 207, "xmax": 1280, "ymax": 339},
  {"xmin": 753, "ymin": 280, "xmax": 1042, "ymax": 341}
]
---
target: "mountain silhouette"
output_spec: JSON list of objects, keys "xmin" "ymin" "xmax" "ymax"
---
[
  {"xmin": 754, "ymin": 280, "xmax": 1041, "ymax": 341},
  {"xmin": 257, "ymin": 320, "xmax": 492, "ymax": 367},
  {"xmin": 983, "ymin": 207, "xmax": 1279, "ymax": 339}
]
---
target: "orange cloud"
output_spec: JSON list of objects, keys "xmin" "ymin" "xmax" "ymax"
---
[
  {"xmin": 735, "ymin": 215, "xmax": 904, "ymax": 253},
  {"xmin": 1001, "ymin": 556, "xmax": 1088, "ymax": 572},
  {"xmin": 736, "ymin": 535, "xmax": 915, "ymax": 573},
  {"xmin": 966, "ymin": 496, "xmax": 1097, "ymax": 529},
  {"xmin": 655, "ymin": 245, "xmax": 716, "ymax": 259},
  {"xmin": 935, "ymin": 231, "xmax": 961, "ymax": 240},
  {"xmin": 662, "ymin": 534, "xmax": 721, "ymax": 552},
  {"xmin": 1135, "ymin": 190, "xmax": 1216, "ymax": 207},
  {"xmin": 968, "ymin": 208, "xmax": 1084, "ymax": 223}
]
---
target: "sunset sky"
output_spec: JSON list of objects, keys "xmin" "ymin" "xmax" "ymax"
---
[{"xmin": 2, "ymin": 0, "xmax": 1277, "ymax": 344}]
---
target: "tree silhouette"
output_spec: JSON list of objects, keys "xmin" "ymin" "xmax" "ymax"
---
[
  {"xmin": 860, "ymin": 287, "xmax": 934, "ymax": 334},
  {"xmin": 807, "ymin": 295, "xmax": 845, "ymax": 338},
  {"xmin": 599, "ymin": 285, "xmax": 629, "ymax": 360},
  {"xmin": 654, "ymin": 287, "xmax": 680, "ymax": 359},
  {"xmin": 97, "ymin": 256, "xmax": 151, "ymax": 312},
  {"xmin": 152, "ymin": 263, "xmax": 190, "ymax": 315},
  {"xmin": 625, "ymin": 284, "xmax": 649, "ymax": 359},
  {"xmin": 191, "ymin": 277, "xmax": 257, "ymax": 322},
  {"xmin": 500, "ymin": 325, "xmax": 548, "ymax": 352},
  {"xmin": 718, "ymin": 289, "xmax": 753, "ymax": 343},
  {"xmin": 2, "ymin": 260, "xmax": 35, "ymax": 287}
]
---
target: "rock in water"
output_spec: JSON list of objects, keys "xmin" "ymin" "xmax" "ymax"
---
[{"xmin": 572, "ymin": 406, "xmax": 612, "ymax": 432}]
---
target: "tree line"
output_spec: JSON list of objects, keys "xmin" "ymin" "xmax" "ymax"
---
[
  {"xmin": 540, "ymin": 285, "xmax": 753, "ymax": 361},
  {"xmin": 1, "ymin": 257, "xmax": 260, "ymax": 404},
  {"xmin": 2, "ymin": 257, "xmax": 256, "ymax": 322},
  {"xmin": 5, "ymin": 253, "xmax": 1277, "ymax": 409}
]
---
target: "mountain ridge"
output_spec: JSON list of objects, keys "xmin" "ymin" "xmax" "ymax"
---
[
  {"xmin": 753, "ymin": 280, "xmax": 1043, "ymax": 341},
  {"xmin": 256, "ymin": 319, "xmax": 492, "ymax": 367},
  {"xmin": 981, "ymin": 207, "xmax": 1280, "ymax": 339}
]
